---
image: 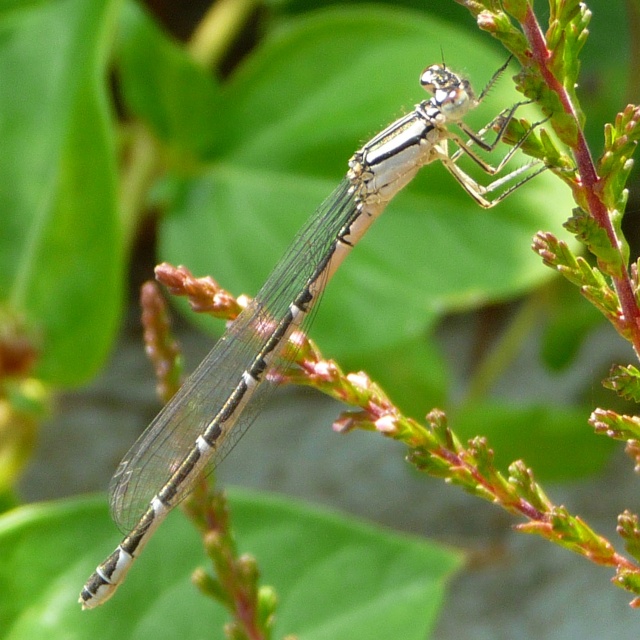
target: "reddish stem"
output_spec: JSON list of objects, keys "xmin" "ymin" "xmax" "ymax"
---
[
  {"xmin": 186, "ymin": 480, "xmax": 264, "ymax": 640},
  {"xmin": 522, "ymin": 6, "xmax": 640, "ymax": 357},
  {"xmin": 436, "ymin": 445, "xmax": 545, "ymax": 520}
]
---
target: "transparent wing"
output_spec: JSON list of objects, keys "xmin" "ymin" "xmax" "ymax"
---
[{"xmin": 110, "ymin": 178, "xmax": 356, "ymax": 533}]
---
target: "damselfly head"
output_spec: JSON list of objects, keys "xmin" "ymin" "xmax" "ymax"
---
[{"xmin": 420, "ymin": 64, "xmax": 477, "ymax": 121}]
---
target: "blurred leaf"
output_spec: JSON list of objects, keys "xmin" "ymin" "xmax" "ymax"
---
[
  {"xmin": 0, "ymin": 0, "xmax": 123, "ymax": 385},
  {"xmin": 269, "ymin": 0, "xmax": 481, "ymax": 33},
  {"xmin": 454, "ymin": 401, "xmax": 614, "ymax": 480},
  {"xmin": 0, "ymin": 490, "xmax": 463, "ymax": 639},
  {"xmin": 0, "ymin": 487, "xmax": 18, "ymax": 517},
  {"xmin": 115, "ymin": 0, "xmax": 223, "ymax": 159},
  {"xmin": 540, "ymin": 279, "xmax": 605, "ymax": 371},
  {"xmin": 576, "ymin": 0, "xmax": 632, "ymax": 155},
  {"xmin": 159, "ymin": 5, "xmax": 574, "ymax": 406},
  {"xmin": 0, "ymin": 377, "xmax": 49, "ymax": 491}
]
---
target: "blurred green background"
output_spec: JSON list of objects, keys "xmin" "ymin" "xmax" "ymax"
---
[{"xmin": 1, "ymin": 0, "xmax": 639, "ymax": 638}]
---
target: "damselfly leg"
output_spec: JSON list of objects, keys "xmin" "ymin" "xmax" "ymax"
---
[
  {"xmin": 449, "ymin": 107, "xmax": 547, "ymax": 208},
  {"xmin": 443, "ymin": 112, "xmax": 547, "ymax": 208}
]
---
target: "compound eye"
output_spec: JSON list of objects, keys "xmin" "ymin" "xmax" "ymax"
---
[
  {"xmin": 420, "ymin": 64, "xmax": 446, "ymax": 92},
  {"xmin": 420, "ymin": 66, "xmax": 475, "ymax": 120}
]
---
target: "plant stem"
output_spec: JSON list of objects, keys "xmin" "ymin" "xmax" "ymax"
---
[
  {"xmin": 188, "ymin": 0, "xmax": 259, "ymax": 68},
  {"xmin": 522, "ymin": 5, "xmax": 640, "ymax": 359},
  {"xmin": 460, "ymin": 295, "xmax": 541, "ymax": 409},
  {"xmin": 118, "ymin": 125, "xmax": 159, "ymax": 250}
]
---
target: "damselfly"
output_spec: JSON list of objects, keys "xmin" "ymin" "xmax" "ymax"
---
[{"xmin": 80, "ymin": 58, "xmax": 545, "ymax": 608}]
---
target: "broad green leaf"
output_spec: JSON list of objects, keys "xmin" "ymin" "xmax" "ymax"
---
[
  {"xmin": 265, "ymin": 0, "xmax": 479, "ymax": 32},
  {"xmin": 159, "ymin": 5, "xmax": 573, "ymax": 408},
  {"xmin": 115, "ymin": 0, "xmax": 223, "ymax": 158},
  {"xmin": 540, "ymin": 279, "xmax": 605, "ymax": 372},
  {"xmin": 0, "ymin": 490, "xmax": 463, "ymax": 639},
  {"xmin": 454, "ymin": 401, "xmax": 614, "ymax": 480},
  {"xmin": 0, "ymin": 0, "xmax": 123, "ymax": 385}
]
